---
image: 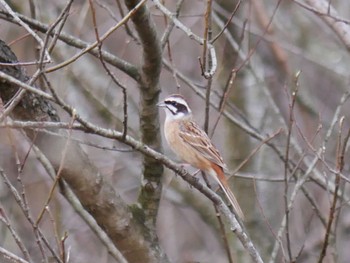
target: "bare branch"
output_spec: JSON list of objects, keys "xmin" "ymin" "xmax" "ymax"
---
[
  {"xmin": 152, "ymin": 0, "xmax": 217, "ymax": 77},
  {"xmin": 292, "ymin": 0, "xmax": 350, "ymax": 50},
  {"xmin": 45, "ymin": 0, "xmax": 147, "ymax": 74},
  {"xmin": 0, "ymin": 246, "xmax": 29, "ymax": 263},
  {"xmin": 123, "ymin": 0, "xmax": 165, "ymax": 255},
  {"xmin": 0, "ymin": 0, "xmax": 51, "ymax": 62},
  {"xmin": 0, "ymin": 208, "xmax": 32, "ymax": 262},
  {"xmin": 0, "ymin": 10, "xmax": 140, "ymax": 81}
]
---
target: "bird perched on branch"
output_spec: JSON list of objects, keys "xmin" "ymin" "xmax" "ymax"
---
[{"xmin": 158, "ymin": 94, "xmax": 244, "ymax": 220}]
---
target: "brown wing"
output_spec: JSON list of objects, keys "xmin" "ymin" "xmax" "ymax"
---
[{"xmin": 179, "ymin": 121, "xmax": 227, "ymax": 170}]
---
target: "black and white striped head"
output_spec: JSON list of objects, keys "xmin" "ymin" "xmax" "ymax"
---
[{"xmin": 157, "ymin": 94, "xmax": 192, "ymax": 120}]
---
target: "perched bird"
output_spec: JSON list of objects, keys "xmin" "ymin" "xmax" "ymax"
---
[{"xmin": 158, "ymin": 94, "xmax": 244, "ymax": 220}]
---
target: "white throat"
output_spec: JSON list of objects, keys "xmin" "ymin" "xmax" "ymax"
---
[{"xmin": 164, "ymin": 107, "xmax": 189, "ymax": 120}]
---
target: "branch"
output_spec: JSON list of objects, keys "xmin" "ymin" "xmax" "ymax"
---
[
  {"xmin": 0, "ymin": 246, "xmax": 29, "ymax": 263},
  {"xmin": 124, "ymin": 0, "xmax": 164, "ymax": 253},
  {"xmin": 292, "ymin": 0, "xmax": 350, "ymax": 51},
  {"xmin": 0, "ymin": 0, "xmax": 51, "ymax": 63},
  {"xmin": 152, "ymin": 0, "xmax": 217, "ymax": 78},
  {"xmin": 45, "ymin": 0, "xmax": 147, "ymax": 74},
  {"xmin": 0, "ymin": 10, "xmax": 141, "ymax": 81}
]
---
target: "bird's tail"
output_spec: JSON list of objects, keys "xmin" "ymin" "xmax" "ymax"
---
[{"xmin": 210, "ymin": 164, "xmax": 244, "ymax": 220}]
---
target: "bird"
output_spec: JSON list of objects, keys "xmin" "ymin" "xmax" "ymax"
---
[{"xmin": 157, "ymin": 94, "xmax": 244, "ymax": 220}]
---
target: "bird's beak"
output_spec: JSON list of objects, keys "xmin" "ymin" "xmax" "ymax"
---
[{"xmin": 157, "ymin": 101, "xmax": 166, "ymax": 107}]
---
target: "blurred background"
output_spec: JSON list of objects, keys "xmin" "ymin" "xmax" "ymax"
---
[{"xmin": 1, "ymin": 0, "xmax": 350, "ymax": 262}]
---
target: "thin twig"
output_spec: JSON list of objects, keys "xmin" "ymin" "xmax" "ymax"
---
[
  {"xmin": 46, "ymin": 206, "xmax": 67, "ymax": 262},
  {"xmin": 210, "ymin": 71, "xmax": 236, "ymax": 138},
  {"xmin": 114, "ymin": 0, "xmax": 140, "ymax": 44},
  {"xmin": 291, "ymin": 0, "xmax": 350, "ymax": 51},
  {"xmin": 160, "ymin": 0, "xmax": 185, "ymax": 48},
  {"xmin": 301, "ymin": 187, "xmax": 327, "ymax": 228},
  {"xmin": 89, "ymin": 0, "xmax": 128, "ymax": 139},
  {"xmin": 160, "ymin": 0, "xmax": 184, "ymax": 91},
  {"xmin": 44, "ymin": 0, "xmax": 147, "ymax": 73},
  {"xmin": 0, "ymin": 0, "xmax": 51, "ymax": 63},
  {"xmin": 0, "ymin": 169, "xmax": 63, "ymax": 263},
  {"xmin": 152, "ymin": 0, "xmax": 217, "ymax": 78},
  {"xmin": 211, "ymin": 0, "xmax": 242, "ymax": 43},
  {"xmin": 5, "ymin": 128, "xmax": 49, "ymax": 262},
  {"xmin": 0, "ymin": 246, "xmax": 29, "ymax": 263},
  {"xmin": 0, "ymin": 208, "xmax": 32, "ymax": 262},
  {"xmin": 0, "ymin": 10, "xmax": 141, "ymax": 81},
  {"xmin": 234, "ymin": 0, "xmax": 283, "ymax": 73},
  {"xmin": 28, "ymin": 141, "xmax": 128, "ymax": 263},
  {"xmin": 0, "ymin": 71, "xmax": 53, "ymax": 100},
  {"xmin": 318, "ymin": 119, "xmax": 349, "ymax": 262},
  {"xmin": 38, "ymin": 0, "xmax": 74, "ymax": 71},
  {"xmin": 36, "ymin": 112, "xmax": 76, "ymax": 225},
  {"xmin": 230, "ymin": 128, "xmax": 283, "ymax": 177},
  {"xmin": 283, "ymin": 71, "xmax": 300, "ymax": 261},
  {"xmin": 252, "ymin": 175, "xmax": 287, "ymax": 261}
]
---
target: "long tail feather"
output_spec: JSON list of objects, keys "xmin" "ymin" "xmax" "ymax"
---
[{"xmin": 210, "ymin": 165, "xmax": 244, "ymax": 220}]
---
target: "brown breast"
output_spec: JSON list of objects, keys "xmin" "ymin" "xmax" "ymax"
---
[{"xmin": 164, "ymin": 119, "xmax": 211, "ymax": 171}]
